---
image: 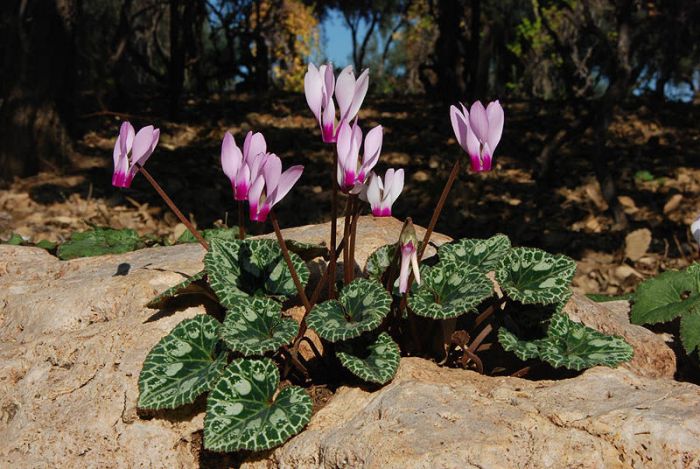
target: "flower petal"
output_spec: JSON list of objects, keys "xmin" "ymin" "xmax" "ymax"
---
[
  {"xmin": 450, "ymin": 105, "xmax": 469, "ymax": 151},
  {"xmin": 221, "ymin": 132, "xmax": 242, "ymax": 180},
  {"xmin": 269, "ymin": 165, "xmax": 304, "ymax": 207},
  {"xmin": 245, "ymin": 131, "xmax": 267, "ymax": 163},
  {"xmin": 322, "ymin": 63, "xmax": 335, "ymax": 104},
  {"xmin": 336, "ymin": 121, "xmax": 353, "ymax": 168},
  {"xmin": 360, "ymin": 125, "xmax": 382, "ymax": 177},
  {"xmin": 335, "ymin": 65, "xmax": 356, "ymax": 121},
  {"xmin": 322, "ymin": 97, "xmax": 336, "ymax": 143},
  {"xmin": 263, "ymin": 154, "xmax": 282, "ymax": 193},
  {"xmin": 366, "ymin": 173, "xmax": 382, "ymax": 214},
  {"xmin": 468, "ymin": 101, "xmax": 488, "ymax": 143},
  {"xmin": 346, "ymin": 68, "xmax": 369, "ymax": 122},
  {"xmin": 248, "ymin": 175, "xmax": 266, "ymax": 221},
  {"xmin": 486, "ymin": 100, "xmax": 504, "ymax": 152},
  {"xmin": 466, "ymin": 125, "xmax": 480, "ymax": 160},
  {"xmin": 304, "ymin": 63, "xmax": 323, "ymax": 121},
  {"xmin": 131, "ymin": 126, "xmax": 156, "ymax": 166},
  {"xmin": 399, "ymin": 248, "xmax": 411, "ymax": 294},
  {"xmin": 388, "ymin": 168, "xmax": 404, "ymax": 205}
]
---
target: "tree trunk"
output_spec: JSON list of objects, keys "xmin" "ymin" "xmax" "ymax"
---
[
  {"xmin": 0, "ymin": 0, "xmax": 77, "ymax": 180},
  {"xmin": 168, "ymin": 0, "xmax": 186, "ymax": 119},
  {"xmin": 434, "ymin": 0, "xmax": 466, "ymax": 103}
]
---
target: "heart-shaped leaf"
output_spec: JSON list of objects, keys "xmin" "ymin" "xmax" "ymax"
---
[
  {"xmin": 631, "ymin": 267, "xmax": 700, "ymax": 354},
  {"xmin": 496, "ymin": 247, "xmax": 575, "ymax": 305},
  {"xmin": 177, "ymin": 227, "xmax": 240, "ymax": 244},
  {"xmin": 146, "ymin": 270, "xmax": 208, "ymax": 309},
  {"xmin": 57, "ymin": 227, "xmax": 144, "ymax": 260},
  {"xmin": 138, "ymin": 315, "xmax": 227, "ymax": 409},
  {"xmin": 365, "ymin": 243, "xmax": 397, "ymax": 282},
  {"xmin": 220, "ymin": 297, "xmax": 299, "ymax": 356},
  {"xmin": 438, "ymin": 234, "xmax": 511, "ymax": 272},
  {"xmin": 337, "ymin": 332, "xmax": 401, "ymax": 384},
  {"xmin": 497, "ymin": 328, "xmax": 542, "ymax": 360},
  {"xmin": 408, "ymin": 260, "xmax": 493, "ymax": 319},
  {"xmin": 204, "ymin": 239, "xmax": 309, "ymax": 307},
  {"xmin": 204, "ymin": 358, "xmax": 312, "ymax": 452},
  {"xmin": 286, "ymin": 239, "xmax": 329, "ymax": 261},
  {"xmin": 499, "ymin": 313, "xmax": 633, "ymax": 370},
  {"xmin": 306, "ymin": 278, "xmax": 392, "ymax": 342}
]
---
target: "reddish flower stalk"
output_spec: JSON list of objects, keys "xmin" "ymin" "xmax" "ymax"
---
[
  {"xmin": 136, "ymin": 164, "xmax": 209, "ymax": 251},
  {"xmin": 238, "ymin": 201, "xmax": 245, "ymax": 240},
  {"xmin": 269, "ymin": 211, "xmax": 311, "ymax": 312},
  {"xmin": 328, "ymin": 152, "xmax": 339, "ymax": 299}
]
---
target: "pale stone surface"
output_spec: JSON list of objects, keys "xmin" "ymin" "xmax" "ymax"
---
[
  {"xmin": 242, "ymin": 358, "xmax": 700, "ymax": 469},
  {"xmin": 0, "ymin": 217, "xmax": 691, "ymax": 468}
]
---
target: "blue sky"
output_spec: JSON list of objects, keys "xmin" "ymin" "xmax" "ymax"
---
[{"xmin": 320, "ymin": 10, "xmax": 366, "ymax": 66}]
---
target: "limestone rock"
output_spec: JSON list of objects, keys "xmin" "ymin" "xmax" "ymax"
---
[
  {"xmin": 242, "ymin": 358, "xmax": 700, "ymax": 469},
  {"xmin": 0, "ymin": 217, "xmax": 689, "ymax": 468}
]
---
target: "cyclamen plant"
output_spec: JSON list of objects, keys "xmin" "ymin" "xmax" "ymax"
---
[{"xmin": 116, "ymin": 63, "xmax": 634, "ymax": 455}]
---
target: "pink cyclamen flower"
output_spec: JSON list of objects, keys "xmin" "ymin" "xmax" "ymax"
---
[
  {"xmin": 221, "ymin": 131, "xmax": 267, "ymax": 200},
  {"xmin": 304, "ymin": 63, "xmax": 369, "ymax": 143},
  {"xmin": 112, "ymin": 122, "xmax": 160, "ymax": 188},
  {"xmin": 450, "ymin": 100, "xmax": 504, "ymax": 172},
  {"xmin": 336, "ymin": 120, "xmax": 382, "ymax": 193},
  {"xmin": 363, "ymin": 168, "xmax": 404, "ymax": 217},
  {"xmin": 248, "ymin": 154, "xmax": 304, "ymax": 223},
  {"xmin": 398, "ymin": 220, "xmax": 421, "ymax": 294}
]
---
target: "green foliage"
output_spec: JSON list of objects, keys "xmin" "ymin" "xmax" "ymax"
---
[
  {"xmin": 306, "ymin": 278, "xmax": 392, "ymax": 342},
  {"xmin": 56, "ymin": 227, "xmax": 144, "ymax": 260},
  {"xmin": 220, "ymin": 297, "xmax": 299, "ymax": 356},
  {"xmin": 138, "ymin": 315, "xmax": 227, "ymax": 409},
  {"xmin": 408, "ymin": 260, "xmax": 493, "ymax": 319},
  {"xmin": 35, "ymin": 239, "xmax": 57, "ymax": 251},
  {"xmin": 496, "ymin": 247, "xmax": 576, "ymax": 305},
  {"xmin": 631, "ymin": 266, "xmax": 700, "ymax": 354},
  {"xmin": 2, "ymin": 233, "xmax": 24, "ymax": 245},
  {"xmin": 438, "ymin": 234, "xmax": 511, "ymax": 273},
  {"xmin": 204, "ymin": 358, "xmax": 312, "ymax": 452},
  {"xmin": 337, "ymin": 332, "xmax": 401, "ymax": 385},
  {"xmin": 146, "ymin": 271, "xmax": 208, "ymax": 309},
  {"xmin": 285, "ymin": 239, "xmax": 329, "ymax": 261},
  {"xmin": 204, "ymin": 239, "xmax": 309, "ymax": 307},
  {"xmin": 365, "ymin": 243, "xmax": 397, "ymax": 283},
  {"xmin": 177, "ymin": 227, "xmax": 240, "ymax": 244},
  {"xmin": 499, "ymin": 314, "xmax": 633, "ymax": 370}
]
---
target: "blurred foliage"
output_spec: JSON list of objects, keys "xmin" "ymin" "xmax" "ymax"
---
[{"xmin": 56, "ymin": 228, "xmax": 145, "ymax": 260}]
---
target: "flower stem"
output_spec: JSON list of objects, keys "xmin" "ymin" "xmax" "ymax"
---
[
  {"xmin": 269, "ymin": 211, "xmax": 311, "ymax": 312},
  {"xmin": 342, "ymin": 196, "xmax": 354, "ymax": 286},
  {"xmin": 417, "ymin": 159, "xmax": 460, "ymax": 261},
  {"xmin": 328, "ymin": 153, "xmax": 339, "ymax": 299},
  {"xmin": 348, "ymin": 196, "xmax": 361, "ymax": 282},
  {"xmin": 237, "ymin": 201, "xmax": 245, "ymax": 240},
  {"xmin": 135, "ymin": 164, "xmax": 209, "ymax": 250}
]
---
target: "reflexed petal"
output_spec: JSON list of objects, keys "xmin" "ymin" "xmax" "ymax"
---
[
  {"xmin": 346, "ymin": 68, "xmax": 369, "ymax": 122},
  {"xmin": 136, "ymin": 128, "xmax": 160, "ymax": 168},
  {"xmin": 221, "ymin": 132, "xmax": 242, "ymax": 180},
  {"xmin": 399, "ymin": 249, "xmax": 411, "ymax": 294},
  {"xmin": 234, "ymin": 164, "xmax": 251, "ymax": 201},
  {"xmin": 468, "ymin": 101, "xmax": 488, "ymax": 143},
  {"xmin": 360, "ymin": 125, "xmax": 382, "ymax": 176},
  {"xmin": 336, "ymin": 121, "xmax": 353, "ymax": 167},
  {"xmin": 263, "ymin": 154, "xmax": 282, "ymax": 192},
  {"xmin": 486, "ymin": 100, "xmax": 504, "ymax": 152},
  {"xmin": 269, "ymin": 165, "xmax": 304, "ymax": 207},
  {"xmin": 450, "ymin": 105, "xmax": 469, "ymax": 151},
  {"xmin": 411, "ymin": 251, "xmax": 421, "ymax": 285},
  {"xmin": 248, "ymin": 175, "xmax": 266, "ymax": 217},
  {"xmin": 245, "ymin": 132, "xmax": 267, "ymax": 162},
  {"xmin": 323, "ymin": 63, "xmax": 335, "ymax": 103},
  {"xmin": 304, "ymin": 64, "xmax": 323, "ymax": 121},
  {"xmin": 335, "ymin": 65, "xmax": 356, "ymax": 120},
  {"xmin": 466, "ymin": 125, "xmax": 480, "ymax": 159},
  {"xmin": 119, "ymin": 121, "xmax": 135, "ymax": 156},
  {"xmin": 131, "ymin": 126, "xmax": 155, "ymax": 165},
  {"xmin": 366, "ymin": 173, "xmax": 382, "ymax": 211},
  {"xmin": 388, "ymin": 168, "xmax": 404, "ymax": 204},
  {"xmin": 481, "ymin": 143, "xmax": 493, "ymax": 171},
  {"xmin": 322, "ymin": 97, "xmax": 336, "ymax": 142}
]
